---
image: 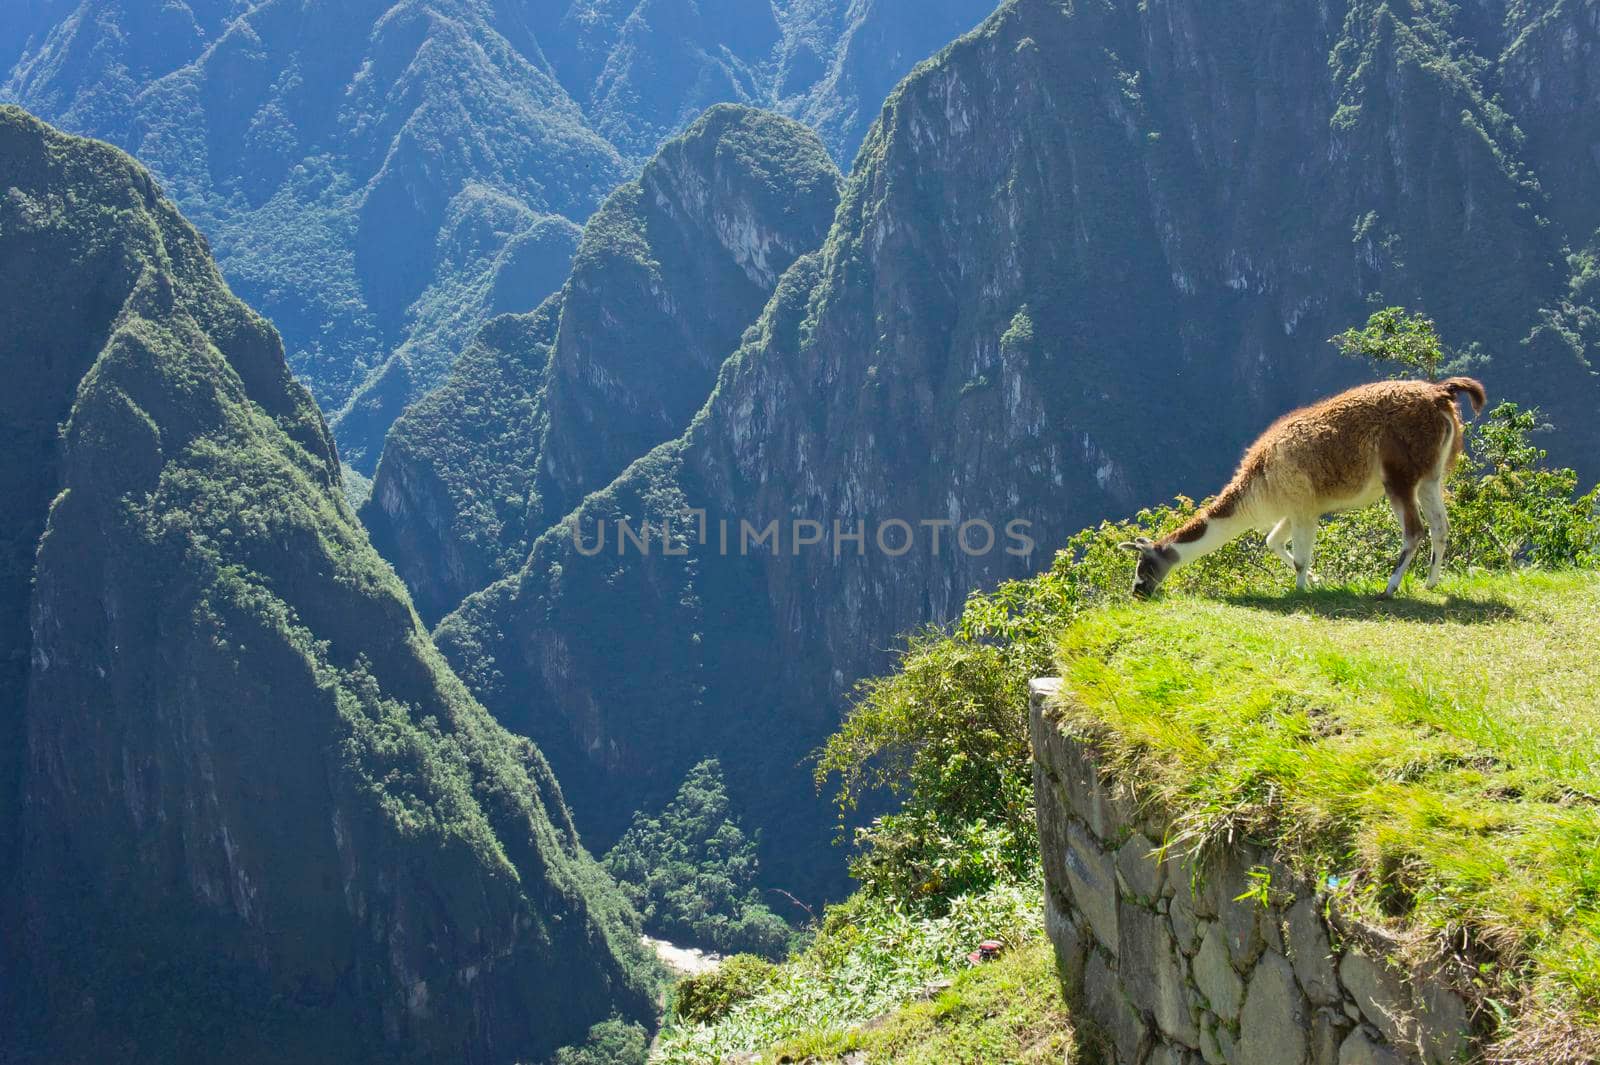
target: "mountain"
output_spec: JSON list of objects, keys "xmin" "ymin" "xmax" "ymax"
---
[
  {"xmin": 362, "ymin": 103, "xmax": 841, "ymax": 623},
  {"xmin": 2, "ymin": 0, "xmax": 999, "ymax": 473},
  {"xmin": 0, "ymin": 106, "xmax": 656, "ymax": 1064},
  {"xmin": 424, "ymin": 0, "xmax": 1600, "ymax": 902}
]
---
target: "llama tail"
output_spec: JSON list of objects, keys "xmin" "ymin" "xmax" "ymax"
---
[{"xmin": 1439, "ymin": 376, "xmax": 1487, "ymax": 415}]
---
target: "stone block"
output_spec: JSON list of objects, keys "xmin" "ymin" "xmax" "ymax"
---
[
  {"xmin": 1221, "ymin": 892, "xmax": 1266, "ymax": 972},
  {"xmin": 1417, "ymin": 979, "xmax": 1471, "ymax": 1065},
  {"xmin": 1116, "ymin": 831, "xmax": 1166, "ymax": 901},
  {"xmin": 1064, "ymin": 821, "xmax": 1119, "ymax": 955},
  {"xmin": 1045, "ymin": 885, "xmax": 1087, "ymax": 992},
  {"xmin": 1120, "ymin": 902, "xmax": 1200, "ymax": 1047},
  {"xmin": 1339, "ymin": 1027, "xmax": 1404, "ymax": 1065},
  {"xmin": 1237, "ymin": 951, "xmax": 1310, "ymax": 1065},
  {"xmin": 1086, "ymin": 949, "xmax": 1147, "ymax": 1065},
  {"xmin": 1203, "ymin": 1016, "xmax": 1238, "ymax": 1064},
  {"xmin": 1147, "ymin": 1044, "xmax": 1202, "ymax": 1065},
  {"xmin": 1170, "ymin": 897, "xmax": 1201, "ymax": 956},
  {"xmin": 1030, "ymin": 681, "xmax": 1116, "ymax": 841},
  {"xmin": 1286, "ymin": 897, "xmax": 1341, "ymax": 1006},
  {"xmin": 1339, "ymin": 949, "xmax": 1413, "ymax": 1051},
  {"xmin": 1311, "ymin": 1006, "xmax": 1353, "ymax": 1065},
  {"xmin": 1193, "ymin": 922, "xmax": 1244, "ymax": 1021}
]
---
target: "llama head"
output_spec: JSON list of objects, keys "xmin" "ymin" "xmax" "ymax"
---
[{"xmin": 1119, "ymin": 537, "xmax": 1177, "ymax": 599}]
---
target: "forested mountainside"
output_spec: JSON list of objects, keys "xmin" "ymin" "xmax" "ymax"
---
[
  {"xmin": 363, "ymin": 104, "xmax": 840, "ymax": 623},
  {"xmin": 0, "ymin": 107, "xmax": 657, "ymax": 1064},
  {"xmin": 425, "ymin": 0, "xmax": 1600, "ymax": 903},
  {"xmin": 0, "ymin": 0, "xmax": 997, "ymax": 471}
]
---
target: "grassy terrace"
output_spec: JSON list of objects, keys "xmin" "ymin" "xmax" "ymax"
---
[{"xmin": 1053, "ymin": 570, "xmax": 1600, "ymax": 1055}]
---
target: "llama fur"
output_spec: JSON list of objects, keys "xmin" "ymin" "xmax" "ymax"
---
[{"xmin": 1123, "ymin": 377, "xmax": 1487, "ymax": 598}]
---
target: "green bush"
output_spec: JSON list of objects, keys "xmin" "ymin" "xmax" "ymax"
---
[
  {"xmin": 670, "ymin": 954, "xmax": 777, "ymax": 1026},
  {"xmin": 1449, "ymin": 403, "xmax": 1600, "ymax": 569},
  {"xmin": 551, "ymin": 1017, "xmax": 649, "ymax": 1065}
]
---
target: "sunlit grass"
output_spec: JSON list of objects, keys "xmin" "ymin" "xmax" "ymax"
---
[
  {"xmin": 649, "ymin": 880, "xmax": 1046, "ymax": 1064},
  {"xmin": 1053, "ymin": 569, "xmax": 1600, "ymax": 1048},
  {"xmin": 763, "ymin": 939, "xmax": 1074, "ymax": 1064}
]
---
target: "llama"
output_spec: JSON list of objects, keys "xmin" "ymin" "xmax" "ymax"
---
[{"xmin": 1121, "ymin": 377, "xmax": 1487, "ymax": 599}]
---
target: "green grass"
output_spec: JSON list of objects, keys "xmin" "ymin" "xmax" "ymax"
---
[
  {"xmin": 1053, "ymin": 569, "xmax": 1600, "ymax": 1054},
  {"xmin": 762, "ymin": 939, "xmax": 1074, "ymax": 1064},
  {"xmin": 650, "ymin": 879, "xmax": 1047, "ymax": 1064}
]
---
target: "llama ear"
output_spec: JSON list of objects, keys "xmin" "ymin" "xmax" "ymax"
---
[
  {"xmin": 1118, "ymin": 541, "xmax": 1143, "ymax": 554},
  {"xmin": 1134, "ymin": 536, "xmax": 1157, "ymax": 549}
]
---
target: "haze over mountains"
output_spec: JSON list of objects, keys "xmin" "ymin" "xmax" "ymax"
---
[{"xmin": 1, "ymin": 0, "xmax": 999, "ymax": 471}]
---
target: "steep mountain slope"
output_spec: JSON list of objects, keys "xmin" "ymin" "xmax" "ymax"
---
[
  {"xmin": 1493, "ymin": 0, "xmax": 1600, "ymax": 242},
  {"xmin": 432, "ymin": 0, "xmax": 1600, "ymax": 902},
  {"xmin": 0, "ymin": 106, "xmax": 656, "ymax": 1064},
  {"xmin": 3, "ymin": 0, "xmax": 998, "ymax": 472},
  {"xmin": 785, "ymin": 0, "xmax": 1016, "ymax": 161},
  {"xmin": 362, "ymin": 104, "xmax": 840, "ymax": 622}
]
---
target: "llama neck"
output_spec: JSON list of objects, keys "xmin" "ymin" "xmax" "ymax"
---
[{"xmin": 1163, "ymin": 509, "xmax": 1252, "ymax": 568}]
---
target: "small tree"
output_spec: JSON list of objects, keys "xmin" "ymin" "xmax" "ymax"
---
[
  {"xmin": 1448, "ymin": 403, "xmax": 1600, "ymax": 569},
  {"xmin": 1330, "ymin": 307, "xmax": 1460, "ymax": 380}
]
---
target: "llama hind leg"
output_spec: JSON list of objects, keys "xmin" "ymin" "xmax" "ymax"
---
[
  {"xmin": 1290, "ymin": 517, "xmax": 1318, "ymax": 591},
  {"xmin": 1265, "ymin": 518, "xmax": 1297, "ymax": 576},
  {"xmin": 1419, "ymin": 478, "xmax": 1448, "ymax": 589},
  {"xmin": 1383, "ymin": 485, "xmax": 1426, "ymax": 598}
]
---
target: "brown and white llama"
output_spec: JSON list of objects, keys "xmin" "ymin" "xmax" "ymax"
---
[{"xmin": 1121, "ymin": 377, "xmax": 1487, "ymax": 599}]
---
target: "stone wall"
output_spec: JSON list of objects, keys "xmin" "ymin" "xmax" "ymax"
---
[{"xmin": 1030, "ymin": 679, "xmax": 1477, "ymax": 1065}]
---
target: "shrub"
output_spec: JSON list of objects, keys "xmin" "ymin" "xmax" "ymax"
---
[
  {"xmin": 551, "ymin": 1017, "xmax": 649, "ymax": 1065},
  {"xmin": 671, "ymin": 954, "xmax": 777, "ymax": 1025}
]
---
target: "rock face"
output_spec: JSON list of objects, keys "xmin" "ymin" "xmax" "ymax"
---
[
  {"xmin": 363, "ymin": 104, "xmax": 841, "ymax": 622},
  {"xmin": 0, "ymin": 107, "xmax": 656, "ymax": 1064},
  {"xmin": 1031, "ymin": 679, "xmax": 1475, "ymax": 1065},
  {"xmin": 1, "ymin": 0, "xmax": 996, "ymax": 468},
  {"xmin": 431, "ymin": 0, "xmax": 1600, "ymax": 900}
]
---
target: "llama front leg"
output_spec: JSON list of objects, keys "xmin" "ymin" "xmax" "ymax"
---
[
  {"xmin": 1290, "ymin": 517, "xmax": 1318, "ymax": 591},
  {"xmin": 1418, "ymin": 478, "xmax": 1448, "ymax": 589}
]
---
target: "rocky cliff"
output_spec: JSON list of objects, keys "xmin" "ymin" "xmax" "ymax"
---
[
  {"xmin": 363, "ymin": 104, "xmax": 841, "ymax": 622},
  {"xmin": 3, "ymin": 0, "xmax": 996, "ymax": 470},
  {"xmin": 0, "ymin": 106, "xmax": 656, "ymax": 1064},
  {"xmin": 431, "ymin": 0, "xmax": 1600, "ymax": 901}
]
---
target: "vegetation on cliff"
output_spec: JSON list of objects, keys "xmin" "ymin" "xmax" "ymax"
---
[
  {"xmin": 0, "ymin": 106, "xmax": 658, "ymax": 1064},
  {"xmin": 603, "ymin": 760, "xmax": 794, "ymax": 959},
  {"xmin": 760, "ymin": 939, "xmax": 1073, "ymax": 1065}
]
